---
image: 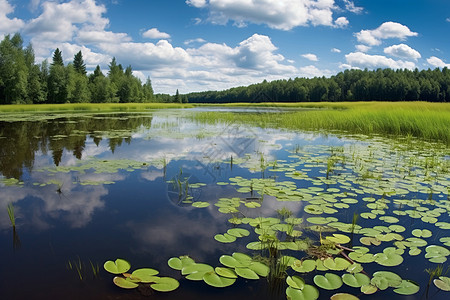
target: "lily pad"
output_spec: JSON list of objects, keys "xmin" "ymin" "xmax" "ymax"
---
[
  {"xmin": 393, "ymin": 280, "xmax": 420, "ymax": 295},
  {"xmin": 342, "ymin": 273, "xmax": 370, "ymax": 288},
  {"xmin": 323, "ymin": 257, "xmax": 351, "ymax": 271},
  {"xmin": 425, "ymin": 245, "xmax": 450, "ymax": 263},
  {"xmin": 372, "ymin": 271, "xmax": 402, "ymax": 289},
  {"xmin": 374, "ymin": 249, "xmax": 404, "ymax": 266},
  {"xmin": 150, "ymin": 277, "xmax": 180, "ymax": 292},
  {"xmin": 104, "ymin": 259, "xmax": 131, "ymax": 274},
  {"xmin": 214, "ymin": 233, "xmax": 237, "ymax": 243},
  {"xmin": 286, "ymin": 285, "xmax": 319, "ymax": 300},
  {"xmin": 360, "ymin": 284, "xmax": 377, "ymax": 294},
  {"xmin": 326, "ymin": 234, "xmax": 351, "ymax": 244},
  {"xmin": 287, "ymin": 275, "xmax": 305, "ymax": 290},
  {"xmin": 113, "ymin": 276, "xmax": 138, "ymax": 289},
  {"xmin": 227, "ymin": 228, "xmax": 250, "ymax": 237},
  {"xmin": 235, "ymin": 267, "xmax": 259, "ymax": 280},
  {"xmin": 249, "ymin": 262, "xmax": 270, "ymax": 277},
  {"xmin": 330, "ymin": 293, "xmax": 360, "ymax": 300},
  {"xmin": 131, "ymin": 268, "xmax": 159, "ymax": 283},
  {"xmin": 203, "ymin": 271, "xmax": 236, "ymax": 287},
  {"xmin": 434, "ymin": 276, "xmax": 450, "ymax": 291},
  {"xmin": 412, "ymin": 229, "xmax": 432, "ymax": 238},
  {"xmin": 314, "ymin": 273, "xmax": 343, "ymax": 290},
  {"xmin": 292, "ymin": 259, "xmax": 316, "ymax": 273}
]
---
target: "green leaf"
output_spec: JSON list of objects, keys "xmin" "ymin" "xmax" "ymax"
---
[
  {"xmin": 131, "ymin": 268, "xmax": 159, "ymax": 283},
  {"xmin": 150, "ymin": 277, "xmax": 180, "ymax": 292},
  {"xmin": 214, "ymin": 233, "xmax": 237, "ymax": 243},
  {"xmin": 287, "ymin": 275, "xmax": 305, "ymax": 290},
  {"xmin": 360, "ymin": 284, "xmax": 377, "ymax": 294},
  {"xmin": 292, "ymin": 259, "xmax": 316, "ymax": 273},
  {"xmin": 227, "ymin": 228, "xmax": 250, "ymax": 237},
  {"xmin": 342, "ymin": 273, "xmax": 370, "ymax": 288},
  {"xmin": 203, "ymin": 271, "xmax": 236, "ymax": 287},
  {"xmin": 286, "ymin": 285, "xmax": 319, "ymax": 300},
  {"xmin": 412, "ymin": 229, "xmax": 432, "ymax": 238},
  {"xmin": 182, "ymin": 263, "xmax": 214, "ymax": 276},
  {"xmin": 434, "ymin": 276, "xmax": 450, "ymax": 291},
  {"xmin": 235, "ymin": 267, "xmax": 259, "ymax": 280},
  {"xmin": 113, "ymin": 276, "xmax": 138, "ymax": 289},
  {"xmin": 393, "ymin": 280, "xmax": 420, "ymax": 295},
  {"xmin": 374, "ymin": 249, "xmax": 403, "ymax": 267},
  {"xmin": 168, "ymin": 257, "xmax": 182, "ymax": 270},
  {"xmin": 323, "ymin": 257, "xmax": 351, "ymax": 271},
  {"xmin": 215, "ymin": 267, "xmax": 238, "ymax": 278},
  {"xmin": 330, "ymin": 293, "xmax": 360, "ymax": 300},
  {"xmin": 314, "ymin": 273, "xmax": 343, "ymax": 290},
  {"xmin": 104, "ymin": 259, "xmax": 131, "ymax": 274},
  {"xmin": 249, "ymin": 262, "xmax": 270, "ymax": 277},
  {"xmin": 192, "ymin": 201, "xmax": 210, "ymax": 208},
  {"xmin": 346, "ymin": 263, "xmax": 363, "ymax": 274},
  {"xmin": 372, "ymin": 271, "xmax": 402, "ymax": 288}
]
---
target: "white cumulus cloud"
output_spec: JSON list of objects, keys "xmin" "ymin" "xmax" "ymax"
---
[
  {"xmin": 299, "ymin": 65, "xmax": 333, "ymax": 77},
  {"xmin": 142, "ymin": 28, "xmax": 171, "ymax": 39},
  {"xmin": 355, "ymin": 44, "xmax": 371, "ymax": 52},
  {"xmin": 345, "ymin": 52, "xmax": 416, "ymax": 69},
  {"xmin": 188, "ymin": 0, "xmax": 349, "ymax": 30},
  {"xmin": 331, "ymin": 48, "xmax": 341, "ymax": 53},
  {"xmin": 343, "ymin": 0, "xmax": 363, "ymax": 14},
  {"xmin": 0, "ymin": 0, "xmax": 25, "ymax": 35},
  {"xmin": 427, "ymin": 56, "xmax": 450, "ymax": 68},
  {"xmin": 355, "ymin": 22, "xmax": 418, "ymax": 46},
  {"xmin": 184, "ymin": 38, "xmax": 207, "ymax": 45},
  {"xmin": 302, "ymin": 53, "xmax": 318, "ymax": 61},
  {"xmin": 383, "ymin": 44, "xmax": 421, "ymax": 60}
]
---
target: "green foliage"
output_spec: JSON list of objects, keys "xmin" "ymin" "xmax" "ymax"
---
[
  {"xmin": 187, "ymin": 67, "xmax": 450, "ymax": 103},
  {"xmin": 0, "ymin": 34, "xmax": 156, "ymax": 104}
]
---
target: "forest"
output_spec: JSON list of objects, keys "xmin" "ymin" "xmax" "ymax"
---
[
  {"xmin": 187, "ymin": 67, "xmax": 450, "ymax": 103},
  {"xmin": 1, "ymin": 33, "xmax": 450, "ymax": 104},
  {"xmin": 0, "ymin": 33, "xmax": 159, "ymax": 104}
]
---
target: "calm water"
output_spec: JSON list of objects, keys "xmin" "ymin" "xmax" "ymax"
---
[{"xmin": 0, "ymin": 108, "xmax": 449, "ymax": 300}]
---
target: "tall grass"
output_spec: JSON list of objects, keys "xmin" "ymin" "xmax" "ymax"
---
[
  {"xmin": 192, "ymin": 102, "xmax": 450, "ymax": 145},
  {"xmin": 7, "ymin": 203, "xmax": 15, "ymax": 228}
]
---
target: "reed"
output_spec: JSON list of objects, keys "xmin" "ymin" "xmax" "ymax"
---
[
  {"xmin": 7, "ymin": 203, "xmax": 15, "ymax": 228},
  {"xmin": 192, "ymin": 102, "xmax": 450, "ymax": 144}
]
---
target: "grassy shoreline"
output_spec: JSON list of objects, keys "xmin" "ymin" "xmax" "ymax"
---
[
  {"xmin": 1, "ymin": 101, "xmax": 449, "ymax": 144},
  {"xmin": 193, "ymin": 102, "xmax": 450, "ymax": 145}
]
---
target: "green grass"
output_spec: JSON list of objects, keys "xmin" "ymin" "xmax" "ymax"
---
[
  {"xmin": 191, "ymin": 102, "xmax": 450, "ymax": 145},
  {"xmin": 7, "ymin": 203, "xmax": 15, "ymax": 227},
  {"xmin": 0, "ymin": 102, "xmax": 194, "ymax": 112}
]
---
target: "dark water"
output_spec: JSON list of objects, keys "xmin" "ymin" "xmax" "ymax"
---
[{"xmin": 0, "ymin": 109, "xmax": 449, "ymax": 300}]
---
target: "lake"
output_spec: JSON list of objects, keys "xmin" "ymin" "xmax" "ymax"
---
[{"xmin": 0, "ymin": 107, "xmax": 449, "ymax": 300}]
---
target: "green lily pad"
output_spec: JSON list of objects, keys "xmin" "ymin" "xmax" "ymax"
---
[
  {"xmin": 249, "ymin": 262, "xmax": 270, "ymax": 277},
  {"xmin": 287, "ymin": 275, "xmax": 305, "ymax": 290},
  {"xmin": 214, "ymin": 233, "xmax": 237, "ymax": 243},
  {"xmin": 348, "ymin": 252, "xmax": 375, "ymax": 263},
  {"xmin": 360, "ymin": 284, "xmax": 377, "ymax": 294},
  {"xmin": 131, "ymin": 268, "xmax": 159, "ymax": 283},
  {"xmin": 360, "ymin": 237, "xmax": 381, "ymax": 246},
  {"xmin": 150, "ymin": 277, "xmax": 180, "ymax": 292},
  {"xmin": 168, "ymin": 257, "xmax": 183, "ymax": 270},
  {"xmin": 372, "ymin": 271, "xmax": 402, "ymax": 289},
  {"xmin": 425, "ymin": 245, "xmax": 450, "ymax": 263},
  {"xmin": 292, "ymin": 259, "xmax": 316, "ymax": 273},
  {"xmin": 406, "ymin": 237, "xmax": 428, "ymax": 247},
  {"xmin": 104, "ymin": 259, "xmax": 131, "ymax": 274},
  {"xmin": 227, "ymin": 228, "xmax": 250, "ymax": 237},
  {"xmin": 182, "ymin": 263, "xmax": 214, "ymax": 277},
  {"xmin": 203, "ymin": 271, "xmax": 236, "ymax": 287},
  {"xmin": 409, "ymin": 247, "xmax": 422, "ymax": 256},
  {"xmin": 113, "ymin": 276, "xmax": 138, "ymax": 289},
  {"xmin": 374, "ymin": 249, "xmax": 404, "ymax": 266},
  {"xmin": 314, "ymin": 273, "xmax": 343, "ymax": 290},
  {"xmin": 330, "ymin": 293, "xmax": 360, "ymax": 300},
  {"xmin": 286, "ymin": 285, "xmax": 319, "ymax": 300},
  {"xmin": 342, "ymin": 273, "xmax": 370, "ymax": 288},
  {"xmin": 215, "ymin": 267, "xmax": 238, "ymax": 278},
  {"xmin": 412, "ymin": 229, "xmax": 432, "ymax": 238},
  {"xmin": 323, "ymin": 257, "xmax": 351, "ymax": 271},
  {"xmin": 346, "ymin": 263, "xmax": 363, "ymax": 274},
  {"xmin": 379, "ymin": 216, "xmax": 399, "ymax": 223},
  {"xmin": 235, "ymin": 267, "xmax": 259, "ymax": 279},
  {"xmin": 326, "ymin": 234, "xmax": 350, "ymax": 244},
  {"xmin": 434, "ymin": 276, "xmax": 450, "ymax": 291},
  {"xmin": 393, "ymin": 280, "xmax": 420, "ymax": 295},
  {"xmin": 440, "ymin": 237, "xmax": 450, "ymax": 247},
  {"xmin": 192, "ymin": 201, "xmax": 210, "ymax": 208}
]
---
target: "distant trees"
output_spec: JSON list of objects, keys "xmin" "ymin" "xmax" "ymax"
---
[
  {"xmin": 187, "ymin": 68, "xmax": 450, "ymax": 103},
  {"xmin": 0, "ymin": 33, "xmax": 156, "ymax": 104}
]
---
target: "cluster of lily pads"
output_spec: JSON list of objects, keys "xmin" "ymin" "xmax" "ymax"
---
[
  {"xmin": 167, "ymin": 252, "xmax": 269, "ymax": 288},
  {"xmin": 103, "ymin": 258, "xmax": 179, "ymax": 292}
]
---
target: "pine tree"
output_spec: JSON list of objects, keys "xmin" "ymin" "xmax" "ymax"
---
[
  {"xmin": 52, "ymin": 48, "xmax": 64, "ymax": 67},
  {"xmin": 73, "ymin": 51, "xmax": 86, "ymax": 75},
  {"xmin": 174, "ymin": 89, "xmax": 180, "ymax": 103}
]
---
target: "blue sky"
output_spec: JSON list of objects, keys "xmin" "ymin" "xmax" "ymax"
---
[{"xmin": 1, "ymin": 0, "xmax": 450, "ymax": 94}]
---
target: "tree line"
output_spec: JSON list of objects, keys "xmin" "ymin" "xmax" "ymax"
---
[
  {"xmin": 0, "ymin": 33, "xmax": 160, "ymax": 104},
  {"xmin": 186, "ymin": 68, "xmax": 450, "ymax": 103}
]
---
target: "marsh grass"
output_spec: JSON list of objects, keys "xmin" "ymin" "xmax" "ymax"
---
[
  {"xmin": 7, "ymin": 203, "xmax": 15, "ymax": 228},
  {"xmin": 192, "ymin": 102, "xmax": 450, "ymax": 144}
]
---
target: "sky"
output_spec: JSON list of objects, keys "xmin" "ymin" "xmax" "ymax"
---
[{"xmin": 1, "ymin": 0, "xmax": 450, "ymax": 94}]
